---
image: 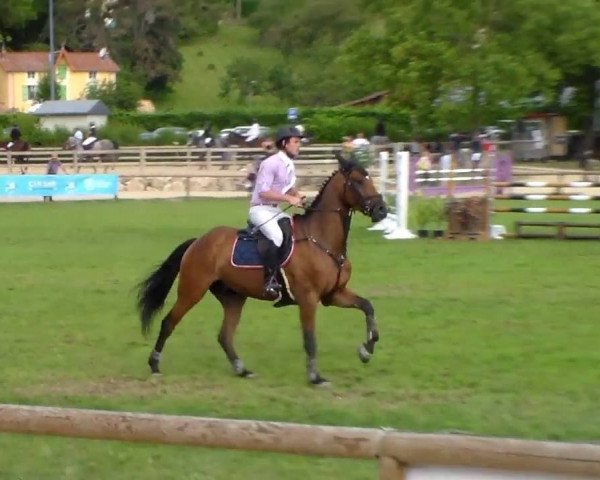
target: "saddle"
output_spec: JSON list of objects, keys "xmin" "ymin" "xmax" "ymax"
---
[
  {"xmin": 82, "ymin": 138, "xmax": 98, "ymax": 150},
  {"xmin": 231, "ymin": 217, "xmax": 294, "ymax": 269},
  {"xmin": 230, "ymin": 217, "xmax": 296, "ymax": 307}
]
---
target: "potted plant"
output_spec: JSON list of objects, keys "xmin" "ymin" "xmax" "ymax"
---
[
  {"xmin": 414, "ymin": 197, "xmax": 434, "ymax": 238},
  {"xmin": 431, "ymin": 197, "xmax": 448, "ymax": 238}
]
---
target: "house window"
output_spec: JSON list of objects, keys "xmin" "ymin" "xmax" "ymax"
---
[
  {"xmin": 89, "ymin": 71, "xmax": 97, "ymax": 80},
  {"xmin": 27, "ymin": 71, "xmax": 36, "ymax": 79},
  {"xmin": 27, "ymin": 85, "xmax": 37, "ymax": 100}
]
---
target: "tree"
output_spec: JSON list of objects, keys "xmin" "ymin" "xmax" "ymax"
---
[
  {"xmin": 107, "ymin": 0, "xmax": 183, "ymax": 92},
  {"xmin": 84, "ymin": 70, "xmax": 143, "ymax": 111},
  {"xmin": 0, "ymin": 0, "xmax": 40, "ymax": 47},
  {"xmin": 35, "ymin": 74, "xmax": 61, "ymax": 102},
  {"xmin": 219, "ymin": 57, "xmax": 268, "ymax": 103},
  {"xmin": 340, "ymin": 0, "xmax": 600, "ymax": 133}
]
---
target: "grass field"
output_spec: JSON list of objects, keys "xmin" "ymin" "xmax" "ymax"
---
[
  {"xmin": 163, "ymin": 25, "xmax": 285, "ymax": 111},
  {"xmin": 0, "ymin": 199, "xmax": 599, "ymax": 479}
]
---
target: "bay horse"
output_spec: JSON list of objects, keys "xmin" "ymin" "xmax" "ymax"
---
[
  {"xmin": 137, "ymin": 154, "xmax": 388, "ymax": 385},
  {"xmin": 0, "ymin": 139, "xmax": 31, "ymax": 173}
]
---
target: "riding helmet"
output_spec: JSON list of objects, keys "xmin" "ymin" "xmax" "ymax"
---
[{"xmin": 275, "ymin": 126, "xmax": 304, "ymax": 145}]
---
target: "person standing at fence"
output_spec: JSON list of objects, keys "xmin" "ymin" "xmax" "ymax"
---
[
  {"xmin": 245, "ymin": 139, "xmax": 275, "ymax": 192},
  {"xmin": 7, "ymin": 124, "xmax": 21, "ymax": 149},
  {"xmin": 44, "ymin": 153, "xmax": 67, "ymax": 202},
  {"xmin": 249, "ymin": 126, "xmax": 305, "ymax": 296}
]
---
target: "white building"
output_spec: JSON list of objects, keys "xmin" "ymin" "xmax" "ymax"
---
[{"xmin": 33, "ymin": 100, "xmax": 110, "ymax": 131}]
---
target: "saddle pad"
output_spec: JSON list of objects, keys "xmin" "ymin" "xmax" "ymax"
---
[{"xmin": 230, "ymin": 237, "xmax": 294, "ymax": 269}]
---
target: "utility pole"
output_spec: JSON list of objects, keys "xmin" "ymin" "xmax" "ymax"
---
[
  {"xmin": 236, "ymin": 0, "xmax": 242, "ymax": 21},
  {"xmin": 49, "ymin": 0, "xmax": 56, "ymax": 100}
]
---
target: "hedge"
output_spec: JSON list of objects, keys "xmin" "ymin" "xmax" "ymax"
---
[{"xmin": 1, "ymin": 107, "xmax": 418, "ymax": 145}]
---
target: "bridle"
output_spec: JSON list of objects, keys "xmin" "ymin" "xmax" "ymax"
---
[{"xmin": 298, "ymin": 167, "xmax": 384, "ymax": 291}]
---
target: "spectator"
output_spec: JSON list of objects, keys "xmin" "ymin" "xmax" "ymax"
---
[
  {"xmin": 246, "ymin": 118, "xmax": 260, "ymax": 143},
  {"xmin": 372, "ymin": 118, "xmax": 389, "ymax": 145},
  {"xmin": 44, "ymin": 153, "xmax": 67, "ymax": 202},
  {"xmin": 352, "ymin": 132, "xmax": 370, "ymax": 148},
  {"xmin": 7, "ymin": 124, "xmax": 21, "ymax": 148},
  {"xmin": 341, "ymin": 135, "xmax": 354, "ymax": 155},
  {"xmin": 245, "ymin": 139, "xmax": 275, "ymax": 191},
  {"xmin": 417, "ymin": 144, "xmax": 432, "ymax": 182}
]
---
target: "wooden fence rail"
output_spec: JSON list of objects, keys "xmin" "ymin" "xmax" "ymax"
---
[{"xmin": 0, "ymin": 404, "xmax": 599, "ymax": 479}]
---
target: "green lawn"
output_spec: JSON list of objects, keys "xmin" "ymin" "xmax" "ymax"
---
[
  {"xmin": 0, "ymin": 199, "xmax": 599, "ymax": 479},
  {"xmin": 163, "ymin": 25, "xmax": 285, "ymax": 111}
]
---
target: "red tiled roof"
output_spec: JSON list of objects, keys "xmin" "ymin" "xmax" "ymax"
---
[
  {"xmin": 0, "ymin": 52, "xmax": 49, "ymax": 72},
  {"xmin": 0, "ymin": 50, "xmax": 120, "ymax": 73},
  {"xmin": 58, "ymin": 51, "xmax": 120, "ymax": 73}
]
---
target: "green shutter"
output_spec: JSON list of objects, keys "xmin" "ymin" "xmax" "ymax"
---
[
  {"xmin": 57, "ymin": 65, "xmax": 67, "ymax": 80},
  {"xmin": 59, "ymin": 85, "xmax": 66, "ymax": 100},
  {"xmin": 22, "ymin": 85, "xmax": 28, "ymax": 101}
]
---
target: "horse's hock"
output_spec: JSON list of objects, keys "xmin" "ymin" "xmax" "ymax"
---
[{"xmin": 446, "ymin": 196, "xmax": 489, "ymax": 240}]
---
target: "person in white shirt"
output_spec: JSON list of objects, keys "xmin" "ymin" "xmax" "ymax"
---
[
  {"xmin": 246, "ymin": 119, "xmax": 260, "ymax": 143},
  {"xmin": 73, "ymin": 128, "xmax": 84, "ymax": 147},
  {"xmin": 352, "ymin": 132, "xmax": 370, "ymax": 148}
]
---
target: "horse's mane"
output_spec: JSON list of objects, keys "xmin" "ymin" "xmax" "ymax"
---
[
  {"xmin": 299, "ymin": 160, "xmax": 368, "ymax": 219},
  {"xmin": 303, "ymin": 170, "xmax": 340, "ymax": 216}
]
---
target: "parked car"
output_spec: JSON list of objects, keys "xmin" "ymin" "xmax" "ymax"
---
[
  {"xmin": 139, "ymin": 127, "xmax": 188, "ymax": 142},
  {"xmin": 218, "ymin": 125, "xmax": 272, "ymax": 139}
]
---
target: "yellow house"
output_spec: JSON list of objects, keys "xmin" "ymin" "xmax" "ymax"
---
[{"xmin": 0, "ymin": 48, "xmax": 119, "ymax": 112}]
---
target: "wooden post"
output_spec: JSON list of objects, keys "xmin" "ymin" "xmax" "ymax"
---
[
  {"xmin": 378, "ymin": 456, "xmax": 406, "ymax": 480},
  {"xmin": 7, "ymin": 152, "xmax": 13, "ymax": 174},
  {"xmin": 185, "ymin": 176, "xmax": 191, "ymax": 198},
  {"xmin": 140, "ymin": 148, "xmax": 146, "ymax": 174}
]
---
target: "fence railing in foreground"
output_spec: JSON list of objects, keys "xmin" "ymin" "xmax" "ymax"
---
[{"xmin": 0, "ymin": 404, "xmax": 598, "ymax": 479}]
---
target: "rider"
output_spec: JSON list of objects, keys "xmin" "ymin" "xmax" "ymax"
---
[
  {"xmin": 249, "ymin": 126, "xmax": 304, "ymax": 296},
  {"xmin": 203, "ymin": 122, "xmax": 214, "ymax": 146},
  {"xmin": 7, "ymin": 124, "xmax": 21, "ymax": 149},
  {"xmin": 82, "ymin": 122, "xmax": 97, "ymax": 148},
  {"xmin": 246, "ymin": 118, "xmax": 260, "ymax": 143},
  {"xmin": 73, "ymin": 127, "xmax": 84, "ymax": 147}
]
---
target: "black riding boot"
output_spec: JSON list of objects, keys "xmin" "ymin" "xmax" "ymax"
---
[{"xmin": 262, "ymin": 242, "xmax": 282, "ymax": 297}]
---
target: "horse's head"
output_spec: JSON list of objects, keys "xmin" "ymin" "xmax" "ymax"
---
[
  {"xmin": 335, "ymin": 152, "xmax": 388, "ymax": 222},
  {"xmin": 63, "ymin": 136, "xmax": 77, "ymax": 150}
]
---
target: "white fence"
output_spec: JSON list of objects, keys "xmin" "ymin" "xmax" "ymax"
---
[{"xmin": 0, "ymin": 404, "xmax": 598, "ymax": 479}]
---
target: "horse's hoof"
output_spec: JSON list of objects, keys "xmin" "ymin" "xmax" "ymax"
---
[
  {"xmin": 358, "ymin": 344, "xmax": 371, "ymax": 364},
  {"xmin": 309, "ymin": 375, "xmax": 330, "ymax": 387},
  {"xmin": 238, "ymin": 369, "xmax": 255, "ymax": 379}
]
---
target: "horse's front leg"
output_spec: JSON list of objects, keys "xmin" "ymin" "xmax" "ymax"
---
[
  {"xmin": 323, "ymin": 287, "xmax": 379, "ymax": 364},
  {"xmin": 298, "ymin": 295, "xmax": 329, "ymax": 386}
]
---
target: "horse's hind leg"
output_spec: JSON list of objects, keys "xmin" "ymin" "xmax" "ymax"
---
[
  {"xmin": 322, "ymin": 287, "xmax": 379, "ymax": 364},
  {"xmin": 148, "ymin": 275, "xmax": 213, "ymax": 374},
  {"xmin": 210, "ymin": 282, "xmax": 253, "ymax": 377}
]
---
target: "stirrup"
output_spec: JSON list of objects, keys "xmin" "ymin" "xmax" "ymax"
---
[{"xmin": 264, "ymin": 276, "xmax": 281, "ymax": 296}]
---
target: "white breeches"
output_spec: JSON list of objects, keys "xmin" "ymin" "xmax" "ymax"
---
[{"xmin": 248, "ymin": 205, "xmax": 291, "ymax": 247}]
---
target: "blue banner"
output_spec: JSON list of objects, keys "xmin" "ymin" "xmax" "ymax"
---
[{"xmin": 0, "ymin": 174, "xmax": 119, "ymax": 198}]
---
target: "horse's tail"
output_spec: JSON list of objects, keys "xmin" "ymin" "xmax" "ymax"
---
[{"xmin": 137, "ymin": 238, "xmax": 195, "ymax": 336}]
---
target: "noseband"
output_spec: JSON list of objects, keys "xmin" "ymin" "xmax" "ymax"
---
[{"xmin": 343, "ymin": 171, "xmax": 384, "ymax": 216}]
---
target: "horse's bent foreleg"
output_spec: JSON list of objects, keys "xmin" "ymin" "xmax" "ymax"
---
[
  {"xmin": 148, "ymin": 276, "xmax": 212, "ymax": 374},
  {"xmin": 211, "ymin": 283, "xmax": 252, "ymax": 377},
  {"xmin": 298, "ymin": 296, "xmax": 328, "ymax": 385},
  {"xmin": 323, "ymin": 287, "xmax": 379, "ymax": 363}
]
